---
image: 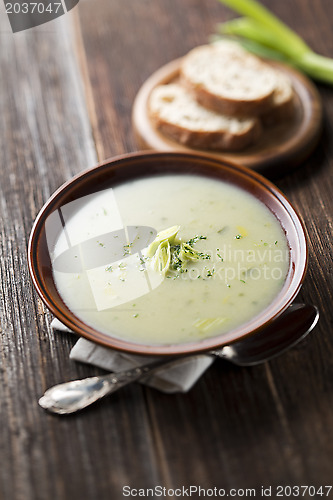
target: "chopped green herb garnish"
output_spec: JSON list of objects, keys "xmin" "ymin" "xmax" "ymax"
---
[
  {"xmin": 186, "ymin": 235, "xmax": 207, "ymax": 246},
  {"xmin": 133, "ymin": 313, "xmax": 139, "ymax": 318},
  {"xmin": 139, "ymin": 256, "xmax": 147, "ymax": 271},
  {"xmin": 235, "ymin": 234, "xmax": 242, "ymax": 240},
  {"xmin": 240, "ymin": 279, "xmax": 246, "ymax": 283},
  {"xmin": 147, "ymin": 226, "xmax": 213, "ymax": 276},
  {"xmin": 169, "ymin": 241, "xmax": 209, "ymax": 273},
  {"xmin": 105, "ymin": 265, "xmax": 113, "ymax": 272},
  {"xmin": 123, "ymin": 242, "xmax": 133, "ymax": 255},
  {"xmin": 200, "ymin": 253, "xmax": 211, "ymax": 260}
]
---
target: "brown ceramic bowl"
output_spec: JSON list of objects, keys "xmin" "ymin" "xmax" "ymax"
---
[{"xmin": 28, "ymin": 151, "xmax": 307, "ymax": 356}]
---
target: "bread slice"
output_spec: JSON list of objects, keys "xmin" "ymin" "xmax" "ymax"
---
[
  {"xmin": 148, "ymin": 83, "xmax": 261, "ymax": 151},
  {"xmin": 180, "ymin": 41, "xmax": 278, "ymax": 116},
  {"xmin": 263, "ymin": 72, "xmax": 295, "ymax": 124}
]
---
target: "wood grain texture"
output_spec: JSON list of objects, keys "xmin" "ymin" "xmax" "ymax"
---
[{"xmin": 0, "ymin": 0, "xmax": 333, "ymax": 499}]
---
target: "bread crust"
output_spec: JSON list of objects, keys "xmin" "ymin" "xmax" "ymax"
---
[
  {"xmin": 180, "ymin": 42, "xmax": 278, "ymax": 117},
  {"xmin": 152, "ymin": 116, "xmax": 262, "ymax": 151},
  {"xmin": 181, "ymin": 76, "xmax": 275, "ymax": 117},
  {"xmin": 262, "ymin": 73, "xmax": 296, "ymax": 124},
  {"xmin": 148, "ymin": 84, "xmax": 262, "ymax": 151}
]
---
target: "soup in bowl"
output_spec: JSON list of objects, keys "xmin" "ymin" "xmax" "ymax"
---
[{"xmin": 28, "ymin": 152, "xmax": 307, "ymax": 355}]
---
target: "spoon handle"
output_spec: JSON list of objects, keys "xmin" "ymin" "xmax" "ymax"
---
[
  {"xmin": 39, "ymin": 358, "xmax": 177, "ymax": 414},
  {"xmin": 38, "ymin": 303, "xmax": 318, "ymax": 414}
]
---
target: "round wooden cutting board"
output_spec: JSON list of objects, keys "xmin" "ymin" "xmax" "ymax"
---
[{"xmin": 132, "ymin": 58, "xmax": 323, "ymax": 178}]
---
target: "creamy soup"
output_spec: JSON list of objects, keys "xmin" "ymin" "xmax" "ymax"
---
[{"xmin": 51, "ymin": 174, "xmax": 289, "ymax": 345}]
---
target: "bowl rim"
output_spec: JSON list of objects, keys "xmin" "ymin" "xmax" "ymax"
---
[{"xmin": 28, "ymin": 151, "xmax": 308, "ymax": 356}]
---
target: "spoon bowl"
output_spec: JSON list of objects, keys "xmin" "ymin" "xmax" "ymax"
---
[{"xmin": 217, "ymin": 302, "xmax": 319, "ymax": 366}]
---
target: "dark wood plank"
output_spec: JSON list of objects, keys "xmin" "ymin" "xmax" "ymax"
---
[{"xmin": 74, "ymin": 0, "xmax": 224, "ymax": 159}]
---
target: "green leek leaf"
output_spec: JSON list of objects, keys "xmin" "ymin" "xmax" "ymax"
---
[
  {"xmin": 216, "ymin": 0, "xmax": 333, "ymax": 84},
  {"xmin": 217, "ymin": 0, "xmax": 309, "ymax": 56}
]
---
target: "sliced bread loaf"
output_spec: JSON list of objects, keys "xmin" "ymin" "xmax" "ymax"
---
[
  {"xmin": 148, "ymin": 83, "xmax": 261, "ymax": 151},
  {"xmin": 180, "ymin": 41, "xmax": 278, "ymax": 116}
]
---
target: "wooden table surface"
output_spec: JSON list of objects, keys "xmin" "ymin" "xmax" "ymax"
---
[{"xmin": 1, "ymin": 1, "xmax": 333, "ymax": 499}]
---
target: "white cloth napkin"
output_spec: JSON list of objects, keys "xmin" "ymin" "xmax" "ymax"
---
[{"xmin": 51, "ymin": 318, "xmax": 214, "ymax": 393}]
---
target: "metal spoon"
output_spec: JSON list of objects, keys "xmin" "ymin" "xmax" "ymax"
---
[{"xmin": 39, "ymin": 303, "xmax": 318, "ymax": 415}]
